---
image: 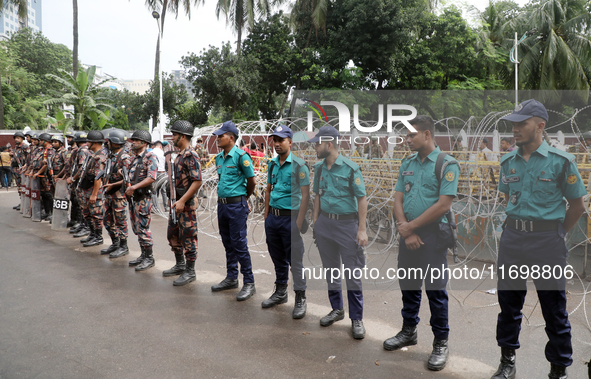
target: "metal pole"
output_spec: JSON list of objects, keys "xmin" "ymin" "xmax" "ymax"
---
[
  {"xmin": 157, "ymin": 20, "xmax": 165, "ymax": 141},
  {"xmin": 514, "ymin": 32, "xmax": 518, "ymax": 109}
]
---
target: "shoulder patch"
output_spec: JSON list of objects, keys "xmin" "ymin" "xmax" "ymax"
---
[
  {"xmin": 299, "ymin": 171, "xmax": 305, "ymax": 179},
  {"xmin": 567, "ymin": 174, "xmax": 577, "ymax": 184},
  {"xmin": 243, "ymin": 159, "xmax": 250, "ymax": 167},
  {"xmin": 445, "ymin": 171, "xmax": 455, "ymax": 182},
  {"xmin": 355, "ymin": 177, "xmax": 361, "ymax": 185}
]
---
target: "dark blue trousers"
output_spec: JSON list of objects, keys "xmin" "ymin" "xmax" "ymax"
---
[
  {"xmin": 217, "ymin": 197, "xmax": 254, "ymax": 283},
  {"xmin": 398, "ymin": 226, "xmax": 449, "ymax": 340},
  {"xmin": 264, "ymin": 213, "xmax": 306, "ymax": 290},
  {"xmin": 496, "ymin": 225, "xmax": 572, "ymax": 367},
  {"xmin": 314, "ymin": 213, "xmax": 364, "ymax": 320}
]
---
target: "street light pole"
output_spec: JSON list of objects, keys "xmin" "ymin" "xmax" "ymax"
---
[{"xmin": 152, "ymin": 11, "xmax": 165, "ymax": 142}]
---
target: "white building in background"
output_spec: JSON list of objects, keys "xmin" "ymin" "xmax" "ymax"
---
[
  {"xmin": 122, "ymin": 79, "xmax": 151, "ymax": 95},
  {"xmin": 0, "ymin": 0, "xmax": 42, "ymax": 40},
  {"xmin": 171, "ymin": 69, "xmax": 193, "ymax": 96},
  {"xmin": 81, "ymin": 64, "xmax": 129, "ymax": 91}
]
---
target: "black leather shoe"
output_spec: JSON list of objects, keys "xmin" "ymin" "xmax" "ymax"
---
[
  {"xmin": 173, "ymin": 260, "xmax": 196, "ymax": 286},
  {"xmin": 73, "ymin": 226, "xmax": 90, "ymax": 238},
  {"xmin": 548, "ymin": 364, "xmax": 567, "ymax": 379},
  {"xmin": 69, "ymin": 223, "xmax": 82, "ymax": 234},
  {"xmin": 110, "ymin": 239, "xmax": 129, "ymax": 259},
  {"xmin": 261, "ymin": 284, "xmax": 288, "ymax": 308},
  {"xmin": 383, "ymin": 324, "xmax": 418, "ymax": 351},
  {"xmin": 427, "ymin": 338, "xmax": 449, "ymax": 371},
  {"xmin": 80, "ymin": 228, "xmax": 95, "ymax": 243},
  {"xmin": 101, "ymin": 237, "xmax": 120, "ymax": 255},
  {"xmin": 491, "ymin": 348, "xmax": 516, "ymax": 379},
  {"xmin": 135, "ymin": 246, "xmax": 155, "ymax": 271},
  {"xmin": 292, "ymin": 290, "xmax": 307, "ymax": 319},
  {"xmin": 13, "ymin": 204, "xmax": 20, "ymax": 210},
  {"xmin": 320, "ymin": 308, "xmax": 345, "ymax": 327},
  {"xmin": 211, "ymin": 277, "xmax": 239, "ymax": 292},
  {"xmin": 237, "ymin": 283, "xmax": 256, "ymax": 301},
  {"xmin": 163, "ymin": 253, "xmax": 186, "ymax": 277},
  {"xmin": 352, "ymin": 319, "xmax": 366, "ymax": 339},
  {"xmin": 128, "ymin": 247, "xmax": 146, "ymax": 267},
  {"xmin": 83, "ymin": 230, "xmax": 103, "ymax": 247}
]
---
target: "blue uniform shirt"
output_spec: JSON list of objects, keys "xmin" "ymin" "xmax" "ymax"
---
[
  {"xmin": 499, "ymin": 140, "xmax": 586, "ymax": 222},
  {"xmin": 267, "ymin": 152, "xmax": 310, "ymax": 210},
  {"xmin": 313, "ymin": 154, "xmax": 366, "ymax": 215},
  {"xmin": 394, "ymin": 147, "xmax": 460, "ymax": 223},
  {"xmin": 215, "ymin": 145, "xmax": 255, "ymax": 198}
]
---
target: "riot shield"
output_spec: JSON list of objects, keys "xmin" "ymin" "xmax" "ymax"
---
[
  {"xmin": 51, "ymin": 180, "xmax": 70, "ymax": 231},
  {"xmin": 23, "ymin": 175, "xmax": 31, "ymax": 218},
  {"xmin": 19, "ymin": 173, "xmax": 25, "ymax": 214},
  {"xmin": 31, "ymin": 177, "xmax": 41, "ymax": 222}
]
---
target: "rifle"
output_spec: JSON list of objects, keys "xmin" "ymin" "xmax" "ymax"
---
[
  {"xmin": 47, "ymin": 149, "xmax": 54, "ymax": 188},
  {"xmin": 122, "ymin": 166, "xmax": 134, "ymax": 208},
  {"xmin": 76, "ymin": 154, "xmax": 91, "ymax": 191},
  {"xmin": 165, "ymin": 151, "xmax": 177, "ymax": 224},
  {"xmin": 100, "ymin": 156, "xmax": 113, "ymax": 189}
]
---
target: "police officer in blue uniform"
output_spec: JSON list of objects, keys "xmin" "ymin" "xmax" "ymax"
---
[
  {"xmin": 311, "ymin": 125, "xmax": 368, "ymax": 339},
  {"xmin": 384, "ymin": 115, "xmax": 459, "ymax": 371},
  {"xmin": 491, "ymin": 100, "xmax": 586, "ymax": 379},
  {"xmin": 211, "ymin": 121, "xmax": 257, "ymax": 301},
  {"xmin": 263, "ymin": 125, "xmax": 310, "ymax": 319}
]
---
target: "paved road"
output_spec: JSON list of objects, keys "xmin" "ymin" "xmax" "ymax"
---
[{"xmin": 1, "ymin": 189, "xmax": 590, "ymax": 378}]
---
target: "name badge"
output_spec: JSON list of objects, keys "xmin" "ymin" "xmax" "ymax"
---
[
  {"xmin": 402, "ymin": 171, "xmax": 414, "ymax": 176},
  {"xmin": 501, "ymin": 174, "xmax": 520, "ymax": 184}
]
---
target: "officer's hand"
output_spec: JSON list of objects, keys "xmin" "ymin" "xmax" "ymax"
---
[
  {"xmin": 89, "ymin": 194, "xmax": 97, "ymax": 204},
  {"xmin": 264, "ymin": 210, "xmax": 269, "ymax": 220},
  {"xmin": 125, "ymin": 185, "xmax": 135, "ymax": 197},
  {"xmin": 248, "ymin": 202, "xmax": 252, "ymax": 214},
  {"xmin": 356, "ymin": 230, "xmax": 368, "ymax": 247},
  {"xmin": 173, "ymin": 200, "xmax": 185, "ymax": 213},
  {"xmin": 397, "ymin": 222, "xmax": 414, "ymax": 239},
  {"xmin": 296, "ymin": 217, "xmax": 303, "ymax": 232},
  {"xmin": 404, "ymin": 233, "xmax": 424, "ymax": 250},
  {"xmin": 66, "ymin": 177, "xmax": 73, "ymax": 185}
]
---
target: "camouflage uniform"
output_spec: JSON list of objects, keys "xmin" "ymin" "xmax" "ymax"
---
[
  {"xmin": 167, "ymin": 147, "xmax": 202, "ymax": 262},
  {"xmin": 367, "ymin": 143, "xmax": 383, "ymax": 159},
  {"xmin": 128, "ymin": 150, "xmax": 158, "ymax": 248},
  {"xmin": 80, "ymin": 148, "xmax": 107, "ymax": 231},
  {"xmin": 12, "ymin": 143, "xmax": 29, "ymax": 191},
  {"xmin": 39, "ymin": 146, "xmax": 55, "ymax": 192},
  {"xmin": 76, "ymin": 146, "xmax": 91, "ymax": 225},
  {"xmin": 104, "ymin": 149, "xmax": 132, "ymax": 242},
  {"xmin": 52, "ymin": 146, "xmax": 67, "ymax": 180},
  {"xmin": 195, "ymin": 144, "xmax": 209, "ymax": 169}
]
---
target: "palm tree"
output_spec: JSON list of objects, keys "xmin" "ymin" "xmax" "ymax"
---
[
  {"xmin": 44, "ymin": 66, "xmax": 113, "ymax": 130},
  {"xmin": 516, "ymin": 0, "xmax": 591, "ymax": 95},
  {"xmin": 0, "ymin": 0, "xmax": 29, "ymax": 129},
  {"xmin": 215, "ymin": 0, "xmax": 278, "ymax": 55}
]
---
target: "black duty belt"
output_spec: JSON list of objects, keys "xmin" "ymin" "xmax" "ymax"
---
[
  {"xmin": 506, "ymin": 216, "xmax": 559, "ymax": 233},
  {"xmin": 270, "ymin": 207, "xmax": 295, "ymax": 217},
  {"xmin": 218, "ymin": 196, "xmax": 243, "ymax": 204},
  {"xmin": 321, "ymin": 210, "xmax": 358, "ymax": 221}
]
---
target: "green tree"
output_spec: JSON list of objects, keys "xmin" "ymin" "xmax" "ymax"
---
[
  {"xmin": 44, "ymin": 66, "xmax": 113, "ymax": 130},
  {"xmin": 142, "ymin": 73, "xmax": 190, "ymax": 127}
]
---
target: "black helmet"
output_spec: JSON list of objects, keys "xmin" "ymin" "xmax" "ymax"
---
[
  {"xmin": 107, "ymin": 129, "xmax": 127, "ymax": 145},
  {"xmin": 74, "ymin": 131, "xmax": 88, "ymax": 143},
  {"xmin": 51, "ymin": 135, "xmax": 65, "ymax": 144},
  {"xmin": 170, "ymin": 120, "xmax": 194, "ymax": 137},
  {"xmin": 130, "ymin": 130, "xmax": 152, "ymax": 144},
  {"xmin": 65, "ymin": 131, "xmax": 74, "ymax": 138},
  {"xmin": 87, "ymin": 130, "xmax": 105, "ymax": 143},
  {"xmin": 31, "ymin": 133, "xmax": 40, "ymax": 140},
  {"xmin": 39, "ymin": 133, "xmax": 52, "ymax": 142},
  {"xmin": 25, "ymin": 130, "xmax": 34, "ymax": 137},
  {"xmin": 582, "ymin": 131, "xmax": 591, "ymax": 140},
  {"xmin": 14, "ymin": 131, "xmax": 25, "ymax": 138}
]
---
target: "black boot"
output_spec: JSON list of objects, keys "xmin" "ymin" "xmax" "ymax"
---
[
  {"xmin": 491, "ymin": 348, "xmax": 516, "ymax": 379},
  {"xmin": 383, "ymin": 324, "xmax": 418, "ymax": 351},
  {"xmin": 237, "ymin": 282, "xmax": 256, "ymax": 301},
  {"xmin": 101, "ymin": 236, "xmax": 120, "ymax": 255},
  {"xmin": 83, "ymin": 227, "xmax": 103, "ymax": 247},
  {"xmin": 352, "ymin": 320, "xmax": 366, "ymax": 339},
  {"xmin": 162, "ymin": 253, "xmax": 185, "ymax": 277},
  {"xmin": 320, "ymin": 308, "xmax": 345, "ymax": 327},
  {"xmin": 548, "ymin": 364, "xmax": 567, "ymax": 379},
  {"xmin": 69, "ymin": 222, "xmax": 82, "ymax": 234},
  {"xmin": 427, "ymin": 338, "xmax": 449, "ymax": 371},
  {"xmin": 110, "ymin": 239, "xmax": 129, "ymax": 259},
  {"xmin": 73, "ymin": 223, "xmax": 90, "ymax": 238},
  {"xmin": 80, "ymin": 226, "xmax": 94, "ymax": 243},
  {"xmin": 211, "ymin": 277, "xmax": 239, "ymax": 292},
  {"xmin": 135, "ymin": 246, "xmax": 155, "ymax": 271},
  {"xmin": 292, "ymin": 290, "xmax": 307, "ymax": 319},
  {"xmin": 261, "ymin": 283, "xmax": 288, "ymax": 308},
  {"xmin": 173, "ymin": 260, "xmax": 196, "ymax": 286},
  {"xmin": 128, "ymin": 246, "xmax": 145, "ymax": 267}
]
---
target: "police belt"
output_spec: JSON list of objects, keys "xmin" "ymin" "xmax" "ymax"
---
[
  {"xmin": 506, "ymin": 216, "xmax": 559, "ymax": 233},
  {"xmin": 270, "ymin": 206, "xmax": 297, "ymax": 217},
  {"xmin": 321, "ymin": 210, "xmax": 358, "ymax": 221},
  {"xmin": 218, "ymin": 196, "xmax": 243, "ymax": 204}
]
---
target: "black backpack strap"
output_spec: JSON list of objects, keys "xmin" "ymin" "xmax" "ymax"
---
[
  {"xmin": 556, "ymin": 157, "xmax": 571, "ymax": 189},
  {"xmin": 435, "ymin": 152, "xmax": 448, "ymax": 188}
]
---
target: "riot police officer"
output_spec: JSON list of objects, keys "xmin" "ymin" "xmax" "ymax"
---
[
  {"xmin": 126, "ymin": 130, "xmax": 158, "ymax": 271},
  {"xmin": 211, "ymin": 121, "xmax": 257, "ymax": 301},
  {"xmin": 310, "ymin": 125, "xmax": 368, "ymax": 339},
  {"xmin": 384, "ymin": 116, "xmax": 459, "ymax": 371},
  {"xmin": 35, "ymin": 133, "xmax": 55, "ymax": 221},
  {"xmin": 491, "ymin": 100, "xmax": 586, "ymax": 379},
  {"xmin": 101, "ymin": 130, "xmax": 132, "ymax": 258},
  {"xmin": 163, "ymin": 120, "xmax": 202, "ymax": 286},
  {"xmin": 70, "ymin": 132, "xmax": 91, "ymax": 238},
  {"xmin": 263, "ymin": 125, "xmax": 310, "ymax": 318},
  {"xmin": 11, "ymin": 131, "xmax": 29, "ymax": 211}
]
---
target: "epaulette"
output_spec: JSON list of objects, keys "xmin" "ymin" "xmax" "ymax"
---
[
  {"xmin": 500, "ymin": 150, "xmax": 517, "ymax": 165},
  {"xmin": 548, "ymin": 147, "xmax": 576, "ymax": 164},
  {"xmin": 313, "ymin": 160, "xmax": 323, "ymax": 169},
  {"xmin": 401, "ymin": 153, "xmax": 417, "ymax": 162},
  {"xmin": 341, "ymin": 156, "xmax": 360, "ymax": 171},
  {"xmin": 291, "ymin": 155, "xmax": 306, "ymax": 167}
]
